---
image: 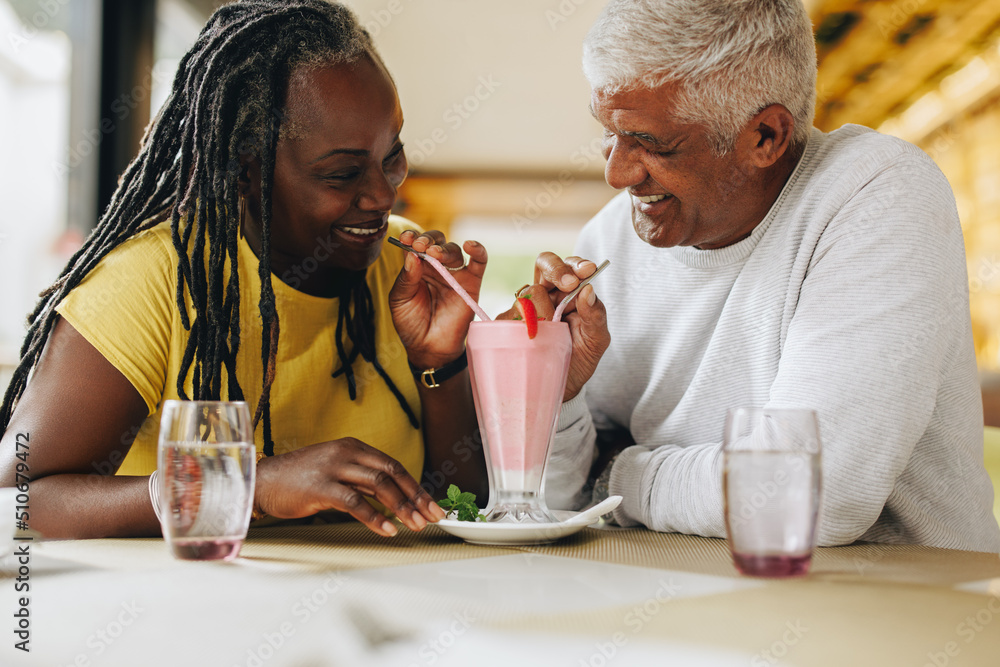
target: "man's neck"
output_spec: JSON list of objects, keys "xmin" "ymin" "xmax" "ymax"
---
[{"xmin": 714, "ymin": 140, "xmax": 806, "ymax": 249}]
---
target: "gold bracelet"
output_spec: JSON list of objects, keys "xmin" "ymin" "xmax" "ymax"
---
[{"xmin": 251, "ymin": 450, "xmax": 267, "ymax": 521}]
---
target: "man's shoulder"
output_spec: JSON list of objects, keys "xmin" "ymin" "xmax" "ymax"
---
[{"xmin": 809, "ymin": 124, "xmax": 942, "ymax": 185}]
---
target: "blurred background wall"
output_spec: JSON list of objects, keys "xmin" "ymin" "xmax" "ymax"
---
[{"xmin": 2, "ymin": 0, "xmax": 1000, "ymax": 419}]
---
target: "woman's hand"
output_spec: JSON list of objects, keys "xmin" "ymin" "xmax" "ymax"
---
[
  {"xmin": 254, "ymin": 438, "xmax": 446, "ymax": 536},
  {"xmin": 497, "ymin": 253, "xmax": 610, "ymax": 402},
  {"xmin": 388, "ymin": 230, "xmax": 488, "ymax": 370}
]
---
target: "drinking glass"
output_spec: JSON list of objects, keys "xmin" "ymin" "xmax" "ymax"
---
[
  {"xmin": 723, "ymin": 408, "xmax": 822, "ymax": 577},
  {"xmin": 156, "ymin": 400, "xmax": 255, "ymax": 561},
  {"xmin": 467, "ymin": 320, "xmax": 573, "ymax": 523}
]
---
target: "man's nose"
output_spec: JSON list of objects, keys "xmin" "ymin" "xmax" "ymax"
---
[{"xmin": 604, "ymin": 139, "xmax": 646, "ymax": 190}]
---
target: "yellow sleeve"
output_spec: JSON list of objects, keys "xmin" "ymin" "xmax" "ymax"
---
[
  {"xmin": 56, "ymin": 226, "xmax": 177, "ymax": 415},
  {"xmin": 387, "ymin": 215, "xmax": 424, "ymax": 238}
]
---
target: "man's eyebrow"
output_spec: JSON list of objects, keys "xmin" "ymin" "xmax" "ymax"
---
[
  {"xmin": 587, "ymin": 105, "xmax": 678, "ymax": 147},
  {"xmin": 621, "ymin": 130, "xmax": 672, "ymax": 146}
]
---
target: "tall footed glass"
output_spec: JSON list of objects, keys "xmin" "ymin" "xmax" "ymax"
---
[{"xmin": 467, "ymin": 320, "xmax": 573, "ymax": 523}]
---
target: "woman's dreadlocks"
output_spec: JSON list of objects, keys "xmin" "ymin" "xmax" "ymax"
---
[{"xmin": 0, "ymin": 0, "xmax": 418, "ymax": 455}]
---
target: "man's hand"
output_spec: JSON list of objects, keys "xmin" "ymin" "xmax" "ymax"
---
[
  {"xmin": 254, "ymin": 438, "xmax": 446, "ymax": 536},
  {"xmin": 496, "ymin": 253, "xmax": 610, "ymax": 401}
]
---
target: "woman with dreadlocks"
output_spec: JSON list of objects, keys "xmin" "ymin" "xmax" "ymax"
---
[{"xmin": 0, "ymin": 0, "xmax": 492, "ymax": 538}]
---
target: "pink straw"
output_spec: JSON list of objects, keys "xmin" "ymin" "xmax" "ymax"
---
[{"xmin": 420, "ymin": 254, "xmax": 492, "ymax": 322}]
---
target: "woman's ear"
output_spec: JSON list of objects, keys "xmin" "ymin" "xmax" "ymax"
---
[{"xmin": 237, "ymin": 153, "xmax": 262, "ymax": 199}]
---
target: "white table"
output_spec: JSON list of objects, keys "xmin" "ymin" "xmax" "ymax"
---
[{"xmin": 3, "ymin": 521, "xmax": 999, "ymax": 666}]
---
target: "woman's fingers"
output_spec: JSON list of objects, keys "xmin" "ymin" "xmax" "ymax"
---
[
  {"xmin": 335, "ymin": 456, "xmax": 445, "ymax": 526},
  {"xmin": 463, "ymin": 240, "xmax": 488, "ymax": 278},
  {"xmin": 321, "ymin": 481, "xmax": 402, "ymax": 536},
  {"xmin": 340, "ymin": 442, "xmax": 446, "ymax": 524},
  {"xmin": 255, "ymin": 438, "xmax": 445, "ymax": 535},
  {"xmin": 405, "ymin": 230, "xmax": 465, "ymax": 268},
  {"xmin": 395, "ymin": 230, "xmax": 484, "ymax": 273}
]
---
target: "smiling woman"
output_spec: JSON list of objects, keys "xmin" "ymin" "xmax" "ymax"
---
[
  {"xmin": 247, "ymin": 57, "xmax": 408, "ymax": 280},
  {"xmin": 0, "ymin": 0, "xmax": 487, "ymax": 540}
]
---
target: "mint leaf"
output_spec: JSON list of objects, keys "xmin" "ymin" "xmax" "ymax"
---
[{"xmin": 439, "ymin": 485, "xmax": 486, "ymax": 522}]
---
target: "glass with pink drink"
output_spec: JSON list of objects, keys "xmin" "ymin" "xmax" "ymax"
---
[
  {"xmin": 723, "ymin": 408, "xmax": 822, "ymax": 577},
  {"xmin": 467, "ymin": 320, "xmax": 573, "ymax": 523}
]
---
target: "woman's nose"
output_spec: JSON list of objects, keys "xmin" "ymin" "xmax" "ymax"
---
[{"xmin": 357, "ymin": 167, "xmax": 397, "ymax": 211}]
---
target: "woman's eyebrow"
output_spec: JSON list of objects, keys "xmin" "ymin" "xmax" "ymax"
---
[
  {"xmin": 310, "ymin": 148, "xmax": 368, "ymax": 164},
  {"xmin": 310, "ymin": 133, "xmax": 403, "ymax": 164}
]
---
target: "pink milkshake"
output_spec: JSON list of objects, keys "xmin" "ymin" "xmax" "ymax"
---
[{"xmin": 467, "ymin": 320, "xmax": 573, "ymax": 523}]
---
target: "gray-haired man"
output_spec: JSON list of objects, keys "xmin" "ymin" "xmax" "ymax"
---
[{"xmin": 540, "ymin": 0, "xmax": 1000, "ymax": 552}]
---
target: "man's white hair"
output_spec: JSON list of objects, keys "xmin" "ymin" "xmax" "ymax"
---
[{"xmin": 583, "ymin": 0, "xmax": 817, "ymax": 155}]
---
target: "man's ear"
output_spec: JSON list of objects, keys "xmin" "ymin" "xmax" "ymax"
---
[{"xmin": 739, "ymin": 104, "xmax": 795, "ymax": 168}]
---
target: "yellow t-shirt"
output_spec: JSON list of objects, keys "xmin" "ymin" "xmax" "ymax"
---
[{"xmin": 56, "ymin": 216, "xmax": 424, "ymax": 478}]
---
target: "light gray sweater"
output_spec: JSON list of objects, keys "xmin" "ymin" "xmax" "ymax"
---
[{"xmin": 545, "ymin": 125, "xmax": 1000, "ymax": 553}]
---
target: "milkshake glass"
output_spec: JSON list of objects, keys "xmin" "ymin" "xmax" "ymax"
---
[{"xmin": 467, "ymin": 320, "xmax": 573, "ymax": 523}]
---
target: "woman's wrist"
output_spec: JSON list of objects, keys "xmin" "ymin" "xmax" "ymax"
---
[
  {"xmin": 408, "ymin": 349, "xmax": 467, "ymax": 389},
  {"xmin": 251, "ymin": 451, "xmax": 269, "ymax": 520}
]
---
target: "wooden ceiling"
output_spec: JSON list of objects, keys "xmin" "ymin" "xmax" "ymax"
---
[{"xmin": 811, "ymin": 0, "xmax": 1000, "ymax": 131}]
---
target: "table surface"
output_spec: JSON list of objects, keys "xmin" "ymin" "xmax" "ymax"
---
[{"xmin": 3, "ymin": 521, "xmax": 999, "ymax": 667}]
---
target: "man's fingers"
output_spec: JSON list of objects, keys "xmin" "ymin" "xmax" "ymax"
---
[
  {"xmin": 575, "ymin": 284, "xmax": 605, "ymax": 323},
  {"xmin": 516, "ymin": 284, "xmax": 555, "ymax": 319},
  {"xmin": 563, "ymin": 284, "xmax": 610, "ymax": 401},
  {"xmin": 534, "ymin": 251, "xmax": 580, "ymax": 291},
  {"xmin": 533, "ymin": 253, "xmax": 597, "ymax": 291},
  {"xmin": 564, "ymin": 256, "xmax": 598, "ymax": 279}
]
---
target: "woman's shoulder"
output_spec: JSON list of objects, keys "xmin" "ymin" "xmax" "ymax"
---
[
  {"xmin": 387, "ymin": 215, "xmax": 423, "ymax": 239},
  {"xmin": 55, "ymin": 218, "xmax": 180, "ymax": 415},
  {"xmin": 57, "ymin": 218, "xmax": 179, "ymax": 328},
  {"xmin": 96, "ymin": 218, "xmax": 178, "ymax": 274}
]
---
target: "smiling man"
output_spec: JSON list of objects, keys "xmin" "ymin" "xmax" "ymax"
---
[{"xmin": 542, "ymin": 0, "xmax": 1000, "ymax": 552}]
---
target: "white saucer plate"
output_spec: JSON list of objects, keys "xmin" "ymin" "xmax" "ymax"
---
[{"xmin": 435, "ymin": 510, "xmax": 601, "ymax": 546}]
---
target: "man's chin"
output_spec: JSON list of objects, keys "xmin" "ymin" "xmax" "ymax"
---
[{"xmin": 631, "ymin": 209, "xmax": 680, "ymax": 248}]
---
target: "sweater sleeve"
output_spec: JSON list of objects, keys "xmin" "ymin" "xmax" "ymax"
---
[
  {"xmin": 543, "ymin": 391, "xmax": 598, "ymax": 510},
  {"xmin": 611, "ymin": 150, "xmax": 975, "ymax": 545},
  {"xmin": 540, "ymin": 221, "xmax": 610, "ymax": 510}
]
